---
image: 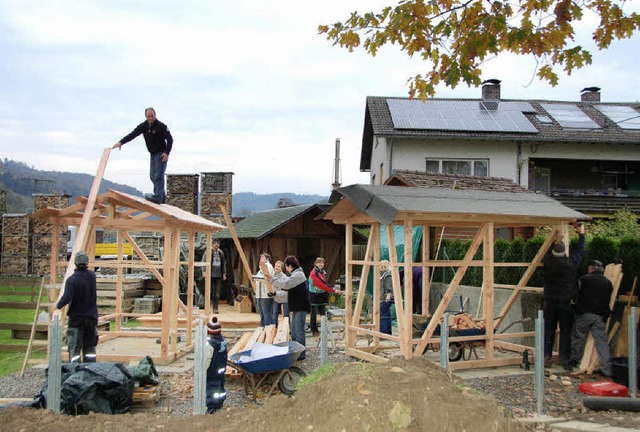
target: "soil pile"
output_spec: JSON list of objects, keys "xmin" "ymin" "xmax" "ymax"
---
[{"xmin": 0, "ymin": 357, "xmax": 527, "ymax": 431}]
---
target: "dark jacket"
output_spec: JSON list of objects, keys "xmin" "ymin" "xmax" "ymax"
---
[
  {"xmin": 120, "ymin": 119, "xmax": 173, "ymax": 154},
  {"xmin": 575, "ymin": 271, "xmax": 613, "ymax": 317},
  {"xmin": 209, "ymin": 249, "xmax": 226, "ymax": 278},
  {"xmin": 57, "ymin": 268, "xmax": 98, "ymax": 320},
  {"xmin": 273, "ymin": 267, "xmax": 310, "ymax": 313},
  {"xmin": 542, "ymin": 234, "xmax": 585, "ymax": 302}
]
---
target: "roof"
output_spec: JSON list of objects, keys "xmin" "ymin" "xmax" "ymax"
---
[
  {"xmin": 386, "ymin": 170, "xmax": 530, "ymax": 193},
  {"xmin": 326, "ymin": 184, "xmax": 588, "ymax": 226},
  {"xmin": 361, "ymin": 96, "xmax": 640, "ymax": 170},
  {"xmin": 216, "ymin": 204, "xmax": 316, "ymax": 239},
  {"xmin": 30, "ymin": 189, "xmax": 225, "ymax": 232}
]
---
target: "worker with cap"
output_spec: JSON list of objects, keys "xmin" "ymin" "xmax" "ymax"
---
[
  {"xmin": 567, "ymin": 260, "xmax": 614, "ymax": 376},
  {"xmin": 542, "ymin": 224, "xmax": 585, "ymax": 369},
  {"xmin": 56, "ymin": 250, "xmax": 98, "ymax": 362},
  {"xmin": 205, "ymin": 316, "xmax": 227, "ymax": 413}
]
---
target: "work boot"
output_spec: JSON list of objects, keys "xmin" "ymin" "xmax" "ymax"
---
[{"xmin": 144, "ymin": 193, "xmax": 160, "ymax": 204}]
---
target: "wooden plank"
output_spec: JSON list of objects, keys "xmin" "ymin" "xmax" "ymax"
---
[
  {"xmin": 345, "ymin": 347, "xmax": 390, "ymax": 364},
  {"xmin": 386, "ymin": 225, "xmax": 405, "ymax": 337},
  {"xmin": 273, "ymin": 318, "xmax": 290, "ymax": 344},
  {"xmin": 244, "ymin": 327, "xmax": 264, "ymax": 351},
  {"xmin": 264, "ymin": 324, "xmax": 276, "ymax": 344},
  {"xmin": 344, "ymin": 223, "xmax": 353, "ymax": 349},
  {"xmin": 228, "ymin": 332, "xmax": 252, "ymax": 356}
]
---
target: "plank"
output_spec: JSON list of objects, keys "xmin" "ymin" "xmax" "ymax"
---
[
  {"xmin": 244, "ymin": 327, "xmax": 264, "ymax": 351},
  {"xmin": 264, "ymin": 324, "xmax": 276, "ymax": 344},
  {"xmin": 273, "ymin": 318, "xmax": 290, "ymax": 344}
]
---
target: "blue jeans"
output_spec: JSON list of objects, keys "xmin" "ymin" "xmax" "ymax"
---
[
  {"xmin": 272, "ymin": 302, "xmax": 290, "ymax": 327},
  {"xmin": 257, "ymin": 298, "xmax": 275, "ymax": 327},
  {"xmin": 290, "ymin": 311, "xmax": 307, "ymax": 359},
  {"xmin": 150, "ymin": 152, "xmax": 167, "ymax": 203}
]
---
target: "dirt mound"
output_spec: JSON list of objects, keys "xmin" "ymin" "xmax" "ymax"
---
[
  {"xmin": 213, "ymin": 357, "xmax": 527, "ymax": 431},
  {"xmin": 0, "ymin": 357, "xmax": 527, "ymax": 431}
]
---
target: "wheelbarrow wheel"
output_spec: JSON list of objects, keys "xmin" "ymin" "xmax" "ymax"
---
[
  {"xmin": 449, "ymin": 342, "xmax": 463, "ymax": 362},
  {"xmin": 278, "ymin": 365, "xmax": 306, "ymax": 395}
]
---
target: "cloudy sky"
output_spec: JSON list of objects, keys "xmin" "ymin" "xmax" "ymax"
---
[{"xmin": 1, "ymin": 1, "xmax": 639, "ymax": 196}]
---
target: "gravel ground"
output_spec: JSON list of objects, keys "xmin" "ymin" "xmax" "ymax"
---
[{"xmin": 2, "ymin": 343, "xmax": 640, "ymax": 430}]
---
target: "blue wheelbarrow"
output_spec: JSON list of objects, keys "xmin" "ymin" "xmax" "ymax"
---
[{"xmin": 228, "ymin": 341, "xmax": 307, "ymax": 400}]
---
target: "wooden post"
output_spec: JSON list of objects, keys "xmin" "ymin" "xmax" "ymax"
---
[
  {"xmin": 345, "ymin": 223, "xmax": 354, "ymax": 349},
  {"xmin": 386, "ymin": 225, "xmax": 405, "ymax": 336},
  {"xmin": 186, "ymin": 229, "xmax": 196, "ymax": 345},
  {"xmin": 372, "ymin": 223, "xmax": 381, "ymax": 345},
  {"xmin": 403, "ymin": 219, "xmax": 414, "ymax": 359},
  {"xmin": 204, "ymin": 232, "xmax": 212, "ymax": 316},
  {"xmin": 483, "ymin": 222, "xmax": 495, "ymax": 359},
  {"xmin": 220, "ymin": 204, "xmax": 256, "ymax": 293},
  {"xmin": 422, "ymin": 224, "xmax": 430, "ymax": 316}
]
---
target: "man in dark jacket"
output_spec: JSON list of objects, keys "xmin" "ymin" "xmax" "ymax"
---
[
  {"xmin": 567, "ymin": 260, "xmax": 613, "ymax": 376},
  {"xmin": 207, "ymin": 240, "xmax": 226, "ymax": 313},
  {"xmin": 112, "ymin": 107, "xmax": 173, "ymax": 204},
  {"xmin": 56, "ymin": 250, "xmax": 98, "ymax": 363},
  {"xmin": 542, "ymin": 224, "xmax": 585, "ymax": 369}
]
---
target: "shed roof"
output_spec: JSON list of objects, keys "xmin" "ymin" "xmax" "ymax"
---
[
  {"xmin": 386, "ymin": 170, "xmax": 530, "ymax": 193},
  {"xmin": 216, "ymin": 204, "xmax": 316, "ymax": 239},
  {"xmin": 31, "ymin": 189, "xmax": 225, "ymax": 232},
  {"xmin": 326, "ymin": 184, "xmax": 588, "ymax": 226}
]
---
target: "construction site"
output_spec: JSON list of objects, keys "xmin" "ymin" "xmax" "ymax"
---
[{"xmin": 0, "ymin": 147, "xmax": 640, "ymax": 431}]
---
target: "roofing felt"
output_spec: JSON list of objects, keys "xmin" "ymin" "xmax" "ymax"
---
[
  {"xmin": 329, "ymin": 184, "xmax": 588, "ymax": 226},
  {"xmin": 361, "ymin": 96, "xmax": 640, "ymax": 170},
  {"xmin": 386, "ymin": 170, "xmax": 531, "ymax": 193},
  {"xmin": 215, "ymin": 204, "xmax": 315, "ymax": 239}
]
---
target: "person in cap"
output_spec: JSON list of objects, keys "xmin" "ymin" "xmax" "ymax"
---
[
  {"xmin": 56, "ymin": 250, "xmax": 98, "ymax": 363},
  {"xmin": 566, "ymin": 260, "xmax": 614, "ymax": 376},
  {"xmin": 205, "ymin": 316, "xmax": 227, "ymax": 413},
  {"xmin": 542, "ymin": 224, "xmax": 586, "ymax": 369}
]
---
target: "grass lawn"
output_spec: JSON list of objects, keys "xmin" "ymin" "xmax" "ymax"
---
[{"xmin": 0, "ymin": 276, "xmax": 49, "ymax": 377}]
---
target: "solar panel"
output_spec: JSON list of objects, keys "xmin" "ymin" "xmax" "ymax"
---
[
  {"xmin": 540, "ymin": 103, "xmax": 600, "ymax": 129},
  {"xmin": 387, "ymin": 99, "xmax": 538, "ymax": 133},
  {"xmin": 595, "ymin": 105, "xmax": 640, "ymax": 130}
]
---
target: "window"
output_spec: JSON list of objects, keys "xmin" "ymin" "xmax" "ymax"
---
[{"xmin": 425, "ymin": 159, "xmax": 489, "ymax": 177}]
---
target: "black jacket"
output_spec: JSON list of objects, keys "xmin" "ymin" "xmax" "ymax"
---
[
  {"xmin": 57, "ymin": 268, "xmax": 98, "ymax": 320},
  {"xmin": 120, "ymin": 120, "xmax": 173, "ymax": 154},
  {"xmin": 575, "ymin": 271, "xmax": 613, "ymax": 317},
  {"xmin": 543, "ymin": 234, "xmax": 585, "ymax": 302}
]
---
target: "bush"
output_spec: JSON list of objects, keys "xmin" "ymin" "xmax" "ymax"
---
[{"xmin": 619, "ymin": 236, "xmax": 640, "ymax": 293}]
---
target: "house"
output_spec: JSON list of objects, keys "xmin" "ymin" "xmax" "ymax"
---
[
  {"xmin": 216, "ymin": 203, "xmax": 367, "ymax": 289},
  {"xmin": 360, "ymin": 81, "xmax": 640, "ymax": 218}
]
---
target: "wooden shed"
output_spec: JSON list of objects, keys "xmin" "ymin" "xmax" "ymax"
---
[
  {"xmin": 31, "ymin": 189, "xmax": 225, "ymax": 364},
  {"xmin": 322, "ymin": 184, "xmax": 588, "ymax": 369},
  {"xmin": 217, "ymin": 204, "xmax": 366, "ymax": 288}
]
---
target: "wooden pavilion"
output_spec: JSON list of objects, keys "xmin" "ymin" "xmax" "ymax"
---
[
  {"xmin": 322, "ymin": 184, "xmax": 588, "ymax": 369},
  {"xmin": 31, "ymin": 189, "xmax": 225, "ymax": 364}
]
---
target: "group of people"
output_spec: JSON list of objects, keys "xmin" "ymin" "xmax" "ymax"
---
[
  {"xmin": 253, "ymin": 253, "xmax": 344, "ymax": 361},
  {"xmin": 543, "ymin": 224, "xmax": 614, "ymax": 376}
]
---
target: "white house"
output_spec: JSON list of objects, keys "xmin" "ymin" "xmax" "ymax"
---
[{"xmin": 360, "ymin": 81, "xmax": 640, "ymax": 217}]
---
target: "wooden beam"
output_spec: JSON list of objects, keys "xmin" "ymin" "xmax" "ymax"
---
[
  {"xmin": 186, "ymin": 230, "xmax": 196, "ymax": 345},
  {"xmin": 386, "ymin": 225, "xmax": 405, "ymax": 337},
  {"xmin": 220, "ymin": 204, "xmax": 256, "ymax": 293},
  {"xmin": 402, "ymin": 219, "xmax": 413, "ymax": 359},
  {"xmin": 346, "ymin": 347, "xmax": 390, "ymax": 364},
  {"xmin": 483, "ymin": 222, "xmax": 495, "ymax": 359},
  {"xmin": 344, "ymin": 223, "xmax": 354, "ymax": 349},
  {"xmin": 422, "ymin": 224, "xmax": 430, "ymax": 316}
]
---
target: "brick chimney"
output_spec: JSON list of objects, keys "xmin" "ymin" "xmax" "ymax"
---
[
  {"xmin": 482, "ymin": 79, "xmax": 501, "ymax": 100},
  {"xmin": 580, "ymin": 87, "xmax": 601, "ymax": 102}
]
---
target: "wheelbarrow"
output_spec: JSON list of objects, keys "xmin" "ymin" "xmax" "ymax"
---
[{"xmin": 228, "ymin": 341, "xmax": 307, "ymax": 400}]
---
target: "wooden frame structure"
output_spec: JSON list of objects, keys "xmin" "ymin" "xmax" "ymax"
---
[
  {"xmin": 31, "ymin": 189, "xmax": 225, "ymax": 364},
  {"xmin": 323, "ymin": 184, "xmax": 588, "ymax": 369}
]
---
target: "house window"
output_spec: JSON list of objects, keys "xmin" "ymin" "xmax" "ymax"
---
[
  {"xmin": 425, "ymin": 159, "xmax": 489, "ymax": 177},
  {"xmin": 529, "ymin": 167, "xmax": 550, "ymax": 193}
]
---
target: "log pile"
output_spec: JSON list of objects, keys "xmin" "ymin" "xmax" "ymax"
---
[
  {"xmin": 1, "ymin": 214, "xmax": 30, "ymax": 275},
  {"xmin": 166, "ymin": 174, "xmax": 199, "ymax": 214},
  {"xmin": 447, "ymin": 313, "xmax": 485, "ymax": 330}
]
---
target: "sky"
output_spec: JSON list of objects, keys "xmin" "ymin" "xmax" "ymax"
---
[{"xmin": 1, "ymin": 0, "xmax": 639, "ymax": 196}]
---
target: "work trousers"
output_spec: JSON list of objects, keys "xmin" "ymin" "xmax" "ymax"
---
[
  {"xmin": 543, "ymin": 300, "xmax": 573, "ymax": 364},
  {"xmin": 309, "ymin": 304, "xmax": 326, "ymax": 334},
  {"xmin": 149, "ymin": 152, "xmax": 167, "ymax": 203},
  {"xmin": 210, "ymin": 277, "xmax": 222, "ymax": 311},
  {"xmin": 67, "ymin": 316, "xmax": 97, "ymax": 363},
  {"xmin": 571, "ymin": 313, "xmax": 612, "ymax": 375},
  {"xmin": 257, "ymin": 297, "xmax": 275, "ymax": 327},
  {"xmin": 290, "ymin": 311, "xmax": 307, "ymax": 360}
]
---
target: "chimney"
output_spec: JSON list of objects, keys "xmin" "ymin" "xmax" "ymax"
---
[
  {"xmin": 481, "ymin": 79, "xmax": 501, "ymax": 100},
  {"xmin": 580, "ymin": 87, "xmax": 601, "ymax": 102}
]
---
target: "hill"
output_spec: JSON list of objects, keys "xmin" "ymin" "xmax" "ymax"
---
[{"xmin": 0, "ymin": 159, "xmax": 328, "ymax": 215}]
